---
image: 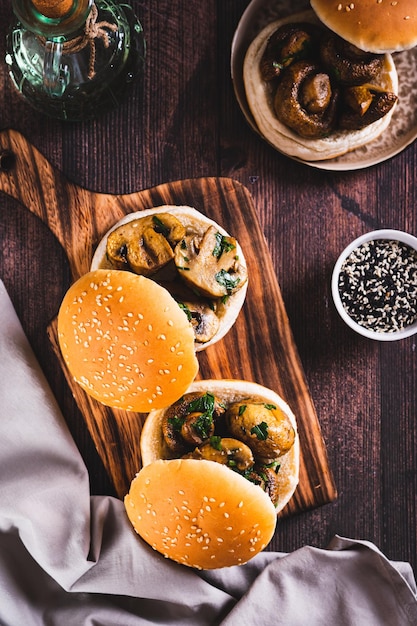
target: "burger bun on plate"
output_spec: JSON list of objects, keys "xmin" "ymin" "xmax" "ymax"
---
[{"xmin": 243, "ymin": 9, "xmax": 399, "ymax": 162}]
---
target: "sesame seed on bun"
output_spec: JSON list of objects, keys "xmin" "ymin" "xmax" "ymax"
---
[
  {"xmin": 310, "ymin": 0, "xmax": 417, "ymax": 53},
  {"xmin": 124, "ymin": 458, "xmax": 277, "ymax": 569},
  {"xmin": 57, "ymin": 269, "xmax": 199, "ymax": 412}
]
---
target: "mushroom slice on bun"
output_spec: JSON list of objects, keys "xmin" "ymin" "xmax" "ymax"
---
[
  {"xmin": 57, "ymin": 269, "xmax": 199, "ymax": 412},
  {"xmin": 243, "ymin": 10, "xmax": 398, "ymax": 162},
  {"xmin": 126, "ymin": 379, "xmax": 299, "ymax": 568},
  {"xmin": 91, "ymin": 206, "xmax": 248, "ymax": 351}
]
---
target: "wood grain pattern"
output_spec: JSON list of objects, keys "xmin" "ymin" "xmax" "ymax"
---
[{"xmin": 0, "ymin": 129, "xmax": 336, "ymax": 514}]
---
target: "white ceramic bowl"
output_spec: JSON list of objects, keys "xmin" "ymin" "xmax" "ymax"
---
[{"xmin": 331, "ymin": 229, "xmax": 417, "ymax": 341}]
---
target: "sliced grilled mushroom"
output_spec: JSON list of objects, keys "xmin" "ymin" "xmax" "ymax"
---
[
  {"xmin": 250, "ymin": 464, "xmax": 281, "ymax": 507},
  {"xmin": 161, "ymin": 280, "xmax": 221, "ymax": 344},
  {"xmin": 186, "ymin": 437, "xmax": 254, "ymax": 472},
  {"xmin": 177, "ymin": 300, "xmax": 220, "ymax": 344},
  {"xmin": 225, "ymin": 401, "xmax": 295, "ymax": 463},
  {"xmin": 174, "ymin": 226, "xmax": 248, "ymax": 298},
  {"xmin": 106, "ymin": 213, "xmax": 185, "ymax": 276}
]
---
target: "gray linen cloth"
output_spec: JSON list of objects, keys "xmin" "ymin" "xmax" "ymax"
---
[{"xmin": 1, "ymin": 279, "xmax": 416, "ymax": 626}]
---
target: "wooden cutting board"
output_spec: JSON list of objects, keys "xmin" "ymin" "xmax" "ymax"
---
[{"xmin": 0, "ymin": 129, "xmax": 336, "ymax": 516}]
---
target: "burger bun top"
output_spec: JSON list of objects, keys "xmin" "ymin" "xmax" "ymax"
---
[
  {"xmin": 310, "ymin": 0, "xmax": 417, "ymax": 53},
  {"xmin": 124, "ymin": 457, "xmax": 277, "ymax": 569},
  {"xmin": 57, "ymin": 269, "xmax": 199, "ymax": 412}
]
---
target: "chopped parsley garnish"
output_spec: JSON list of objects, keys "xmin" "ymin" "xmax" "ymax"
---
[
  {"xmin": 187, "ymin": 392, "xmax": 216, "ymax": 415},
  {"xmin": 264, "ymin": 403, "xmax": 276, "ymax": 411},
  {"xmin": 265, "ymin": 459, "xmax": 281, "ymax": 473},
  {"xmin": 238, "ymin": 404, "xmax": 247, "ymax": 416},
  {"xmin": 237, "ymin": 467, "xmax": 261, "ymax": 485},
  {"xmin": 180, "ymin": 239, "xmax": 187, "ymax": 249},
  {"xmin": 187, "ymin": 393, "xmax": 216, "ymax": 439},
  {"xmin": 193, "ymin": 413, "xmax": 213, "ymax": 439},
  {"xmin": 168, "ymin": 415, "xmax": 186, "ymax": 432},
  {"xmin": 213, "ymin": 232, "xmax": 236, "ymax": 259},
  {"xmin": 215, "ymin": 269, "xmax": 240, "ymax": 293},
  {"xmin": 178, "ymin": 301, "xmax": 192, "ymax": 321},
  {"xmin": 251, "ymin": 421, "xmax": 269, "ymax": 440},
  {"xmin": 209, "ymin": 435, "xmax": 222, "ymax": 450}
]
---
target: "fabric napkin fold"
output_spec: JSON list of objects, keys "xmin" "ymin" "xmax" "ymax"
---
[{"xmin": 0, "ymin": 278, "xmax": 416, "ymax": 626}]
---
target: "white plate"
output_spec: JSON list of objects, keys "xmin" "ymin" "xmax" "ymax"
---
[{"xmin": 231, "ymin": 0, "xmax": 417, "ymax": 171}]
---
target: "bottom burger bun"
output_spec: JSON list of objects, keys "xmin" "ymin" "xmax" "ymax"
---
[
  {"xmin": 140, "ymin": 379, "xmax": 300, "ymax": 514},
  {"xmin": 57, "ymin": 269, "xmax": 199, "ymax": 412},
  {"xmin": 90, "ymin": 205, "xmax": 248, "ymax": 351},
  {"xmin": 124, "ymin": 458, "xmax": 278, "ymax": 569},
  {"xmin": 243, "ymin": 10, "xmax": 399, "ymax": 162},
  {"xmin": 126, "ymin": 379, "xmax": 299, "ymax": 569}
]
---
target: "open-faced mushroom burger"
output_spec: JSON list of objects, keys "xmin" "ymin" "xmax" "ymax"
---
[
  {"xmin": 91, "ymin": 206, "xmax": 248, "ymax": 351},
  {"xmin": 124, "ymin": 380, "xmax": 299, "ymax": 569},
  {"xmin": 243, "ymin": 8, "xmax": 400, "ymax": 161}
]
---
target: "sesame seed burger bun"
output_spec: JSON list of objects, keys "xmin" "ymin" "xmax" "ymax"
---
[
  {"xmin": 91, "ymin": 205, "xmax": 248, "ymax": 352},
  {"xmin": 57, "ymin": 269, "xmax": 199, "ymax": 412},
  {"xmin": 310, "ymin": 0, "xmax": 417, "ymax": 54},
  {"xmin": 243, "ymin": 10, "xmax": 399, "ymax": 162},
  {"xmin": 140, "ymin": 379, "xmax": 300, "ymax": 514},
  {"xmin": 124, "ymin": 459, "xmax": 277, "ymax": 569}
]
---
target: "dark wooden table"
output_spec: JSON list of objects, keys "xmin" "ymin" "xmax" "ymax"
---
[{"xmin": 0, "ymin": 0, "xmax": 416, "ymax": 576}]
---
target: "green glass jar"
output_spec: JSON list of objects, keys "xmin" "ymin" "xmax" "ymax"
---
[{"xmin": 6, "ymin": 0, "xmax": 145, "ymax": 121}]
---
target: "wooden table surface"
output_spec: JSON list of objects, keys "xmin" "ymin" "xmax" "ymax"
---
[{"xmin": 0, "ymin": 0, "xmax": 416, "ymax": 576}]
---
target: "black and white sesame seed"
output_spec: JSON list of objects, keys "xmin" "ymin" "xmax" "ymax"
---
[{"xmin": 338, "ymin": 239, "xmax": 417, "ymax": 333}]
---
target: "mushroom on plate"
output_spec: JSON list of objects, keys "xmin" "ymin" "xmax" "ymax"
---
[
  {"xmin": 260, "ymin": 21, "xmax": 321, "ymax": 81},
  {"xmin": 273, "ymin": 59, "xmax": 339, "ymax": 138},
  {"xmin": 320, "ymin": 34, "xmax": 384, "ymax": 85}
]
